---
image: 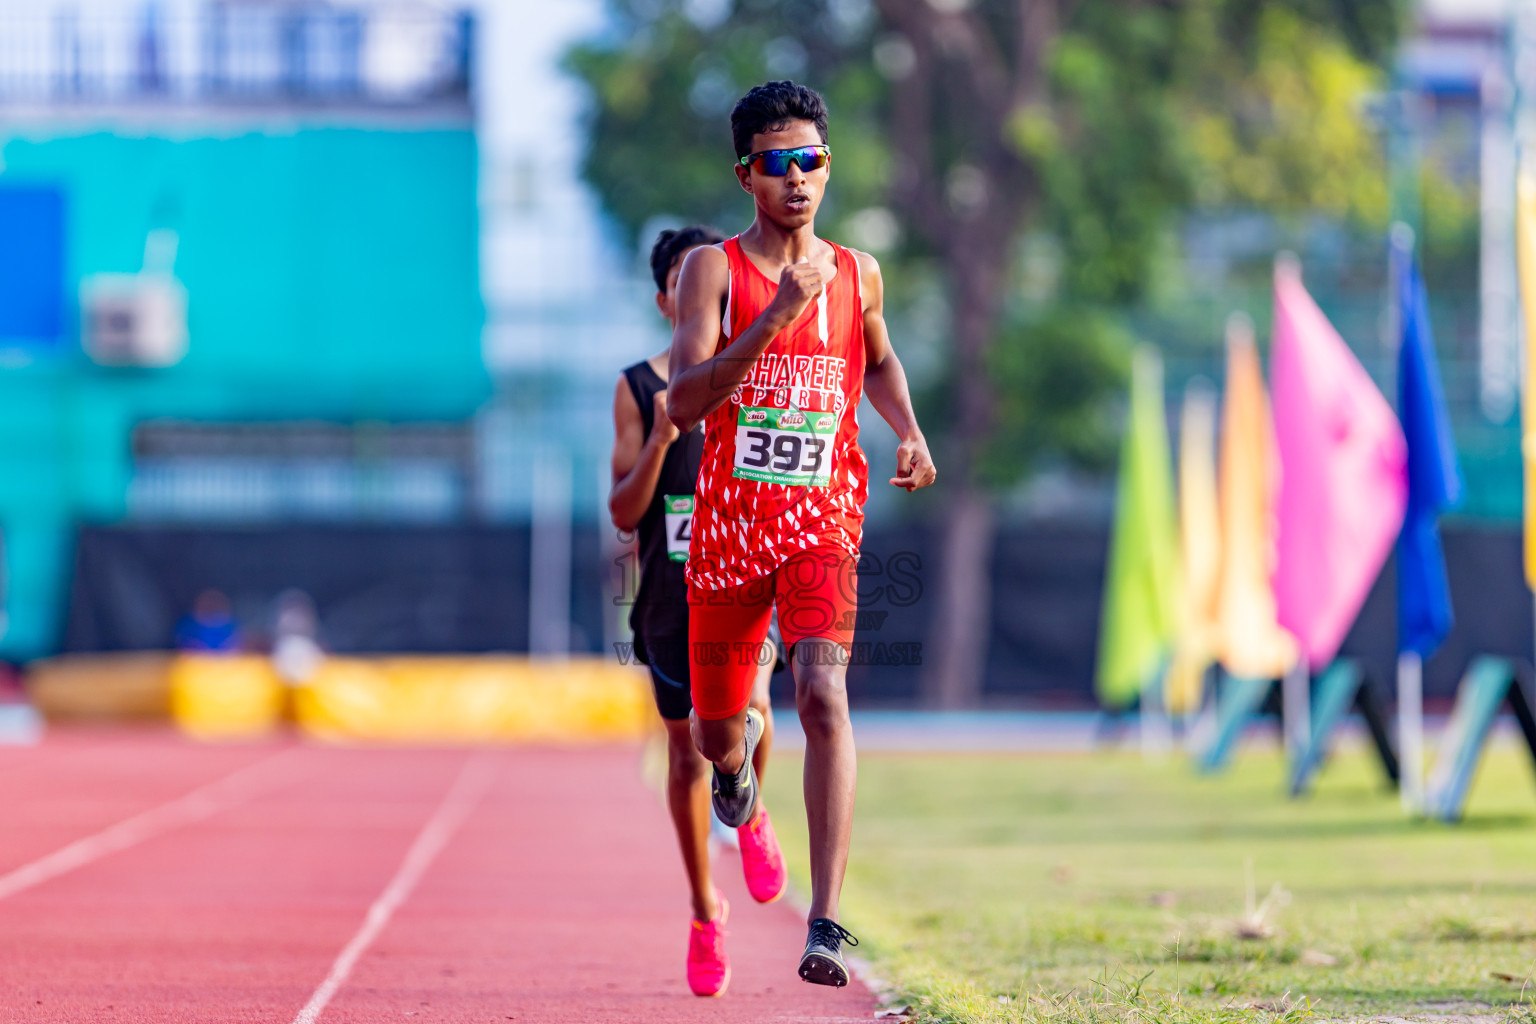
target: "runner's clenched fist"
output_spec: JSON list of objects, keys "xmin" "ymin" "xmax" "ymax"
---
[
  {"xmin": 766, "ymin": 256, "xmax": 824, "ymax": 328},
  {"xmin": 890, "ymin": 433, "xmax": 937, "ymax": 491}
]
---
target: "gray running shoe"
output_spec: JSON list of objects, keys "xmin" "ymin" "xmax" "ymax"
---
[
  {"xmin": 710, "ymin": 707, "xmax": 763, "ymax": 828},
  {"xmin": 798, "ymin": 917, "xmax": 858, "ymax": 987}
]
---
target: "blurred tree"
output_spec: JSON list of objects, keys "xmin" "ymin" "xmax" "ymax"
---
[
  {"xmin": 563, "ymin": 1, "xmax": 890, "ymax": 247},
  {"xmin": 565, "ymin": 0, "xmax": 1403, "ymax": 707},
  {"xmin": 981, "ymin": 308, "xmax": 1132, "ymax": 487}
]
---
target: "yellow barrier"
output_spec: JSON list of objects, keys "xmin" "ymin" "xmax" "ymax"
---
[
  {"xmin": 168, "ymin": 654, "xmax": 285, "ymax": 740},
  {"xmin": 35, "ymin": 652, "xmax": 654, "ymax": 744},
  {"xmin": 29, "ymin": 652, "xmax": 175, "ymax": 722},
  {"xmin": 292, "ymin": 656, "xmax": 655, "ymax": 743}
]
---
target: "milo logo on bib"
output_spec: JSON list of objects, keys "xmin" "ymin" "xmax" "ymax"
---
[
  {"xmin": 662, "ymin": 494, "xmax": 693, "ymax": 561},
  {"xmin": 732, "ymin": 406, "xmax": 836, "ymax": 488}
]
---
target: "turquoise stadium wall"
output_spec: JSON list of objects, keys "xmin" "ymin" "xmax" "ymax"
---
[{"xmin": 0, "ymin": 126, "xmax": 486, "ymax": 659}]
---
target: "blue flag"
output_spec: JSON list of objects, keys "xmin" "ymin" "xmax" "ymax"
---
[{"xmin": 1395, "ymin": 239, "xmax": 1461, "ymax": 657}]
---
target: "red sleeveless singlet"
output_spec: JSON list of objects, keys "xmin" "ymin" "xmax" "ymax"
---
[{"xmin": 686, "ymin": 236, "xmax": 869, "ymax": 590}]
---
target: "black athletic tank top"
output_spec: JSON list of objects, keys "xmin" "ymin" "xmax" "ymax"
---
[{"xmin": 622, "ymin": 360, "xmax": 704, "ymax": 653}]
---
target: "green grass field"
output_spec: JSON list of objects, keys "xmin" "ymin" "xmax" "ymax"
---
[{"xmin": 762, "ymin": 739, "xmax": 1536, "ymax": 1024}]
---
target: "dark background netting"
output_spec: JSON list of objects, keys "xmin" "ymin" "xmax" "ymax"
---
[{"xmin": 61, "ymin": 523, "xmax": 1528, "ymax": 707}]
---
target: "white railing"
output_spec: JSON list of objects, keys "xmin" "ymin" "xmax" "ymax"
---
[{"xmin": 0, "ymin": 3, "xmax": 471, "ymax": 106}]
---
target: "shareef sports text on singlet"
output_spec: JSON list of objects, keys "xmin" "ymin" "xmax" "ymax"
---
[{"xmin": 730, "ymin": 349, "xmax": 848, "ymax": 489}]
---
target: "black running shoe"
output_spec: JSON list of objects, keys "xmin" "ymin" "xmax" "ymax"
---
[
  {"xmin": 798, "ymin": 917, "xmax": 858, "ymax": 987},
  {"xmin": 711, "ymin": 707, "xmax": 763, "ymax": 828}
]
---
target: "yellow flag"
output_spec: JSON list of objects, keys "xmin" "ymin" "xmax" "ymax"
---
[
  {"xmin": 1165, "ymin": 381, "xmax": 1219, "ymax": 714},
  {"xmin": 1214, "ymin": 317, "xmax": 1297, "ymax": 680},
  {"xmin": 1513, "ymin": 170, "xmax": 1536, "ymax": 586}
]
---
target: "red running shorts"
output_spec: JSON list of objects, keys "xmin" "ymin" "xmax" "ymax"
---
[{"xmin": 688, "ymin": 545, "xmax": 858, "ymax": 721}]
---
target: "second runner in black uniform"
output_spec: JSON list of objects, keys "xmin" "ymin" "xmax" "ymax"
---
[{"xmin": 609, "ymin": 226, "xmax": 788, "ymax": 998}]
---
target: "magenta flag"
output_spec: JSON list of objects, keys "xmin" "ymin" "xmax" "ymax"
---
[{"xmin": 1270, "ymin": 259, "xmax": 1408, "ymax": 670}]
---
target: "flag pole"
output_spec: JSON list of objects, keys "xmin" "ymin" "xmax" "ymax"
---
[
  {"xmin": 1390, "ymin": 221, "xmax": 1426, "ymax": 813},
  {"xmin": 1522, "ymin": 161, "xmax": 1536, "ymax": 739},
  {"xmin": 1140, "ymin": 664, "xmax": 1173, "ymax": 760},
  {"xmin": 1282, "ymin": 660, "xmax": 1309, "ymax": 766},
  {"xmin": 1269, "ymin": 258, "xmax": 1311, "ymax": 767},
  {"xmin": 1398, "ymin": 649, "xmax": 1424, "ymax": 812}
]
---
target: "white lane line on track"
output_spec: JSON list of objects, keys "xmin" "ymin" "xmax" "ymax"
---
[
  {"xmin": 291, "ymin": 752, "xmax": 499, "ymax": 1024},
  {"xmin": 0, "ymin": 748, "xmax": 298, "ymax": 903}
]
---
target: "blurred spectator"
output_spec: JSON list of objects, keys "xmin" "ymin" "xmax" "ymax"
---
[
  {"xmin": 174, "ymin": 589, "xmax": 240, "ymax": 653},
  {"xmin": 0, "ymin": 660, "xmax": 42, "ymax": 744},
  {"xmin": 0, "ymin": 661, "xmax": 21, "ymax": 699},
  {"xmin": 270, "ymin": 589, "xmax": 324, "ymax": 686}
]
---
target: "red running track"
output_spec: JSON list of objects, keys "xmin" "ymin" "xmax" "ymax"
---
[{"xmin": 0, "ymin": 729, "xmax": 875, "ymax": 1023}]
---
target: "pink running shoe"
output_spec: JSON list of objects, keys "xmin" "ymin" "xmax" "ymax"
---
[
  {"xmin": 738, "ymin": 806, "xmax": 788, "ymax": 904},
  {"xmin": 686, "ymin": 894, "xmax": 731, "ymax": 997}
]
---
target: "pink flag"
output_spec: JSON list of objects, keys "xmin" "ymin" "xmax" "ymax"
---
[{"xmin": 1271, "ymin": 258, "xmax": 1408, "ymax": 669}]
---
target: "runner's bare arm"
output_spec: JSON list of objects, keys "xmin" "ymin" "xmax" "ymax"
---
[
  {"xmin": 856, "ymin": 251, "xmax": 936, "ymax": 492},
  {"xmin": 609, "ymin": 377, "xmax": 680, "ymax": 531},
  {"xmin": 666, "ymin": 244, "xmax": 825, "ymax": 430}
]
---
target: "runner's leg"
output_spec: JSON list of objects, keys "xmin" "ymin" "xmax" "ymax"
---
[
  {"xmin": 689, "ymin": 577, "xmax": 775, "ymax": 830},
  {"xmin": 735, "ymin": 647, "xmax": 789, "ymax": 905},
  {"xmin": 690, "ymin": 707, "xmax": 749, "ymax": 769},
  {"xmin": 663, "ymin": 717, "xmax": 719, "ymax": 922},
  {"xmin": 688, "ymin": 577, "xmax": 774, "ymax": 772},
  {"xmin": 648, "ymin": 659, "xmax": 720, "ymax": 922},
  {"xmin": 651, "ymin": 655, "xmax": 732, "ymax": 996},
  {"xmin": 793, "ymin": 638, "xmax": 854, "ymax": 921},
  {"xmin": 776, "ymin": 546, "xmax": 859, "ymax": 924},
  {"xmin": 748, "ymin": 651, "xmax": 774, "ymax": 785}
]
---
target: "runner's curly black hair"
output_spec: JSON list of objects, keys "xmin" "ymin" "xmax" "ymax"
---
[
  {"xmin": 730, "ymin": 81, "xmax": 828, "ymax": 160},
  {"xmin": 649, "ymin": 225, "xmax": 725, "ymax": 293}
]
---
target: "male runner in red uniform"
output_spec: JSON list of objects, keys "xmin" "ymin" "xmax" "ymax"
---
[
  {"xmin": 610, "ymin": 227, "xmax": 788, "ymax": 998},
  {"xmin": 666, "ymin": 81, "xmax": 937, "ymax": 987}
]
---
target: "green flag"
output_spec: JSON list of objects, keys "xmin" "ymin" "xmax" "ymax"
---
[{"xmin": 1096, "ymin": 346, "xmax": 1182, "ymax": 708}]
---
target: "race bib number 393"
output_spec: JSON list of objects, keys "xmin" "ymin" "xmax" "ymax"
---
[{"xmin": 732, "ymin": 407, "xmax": 836, "ymax": 487}]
